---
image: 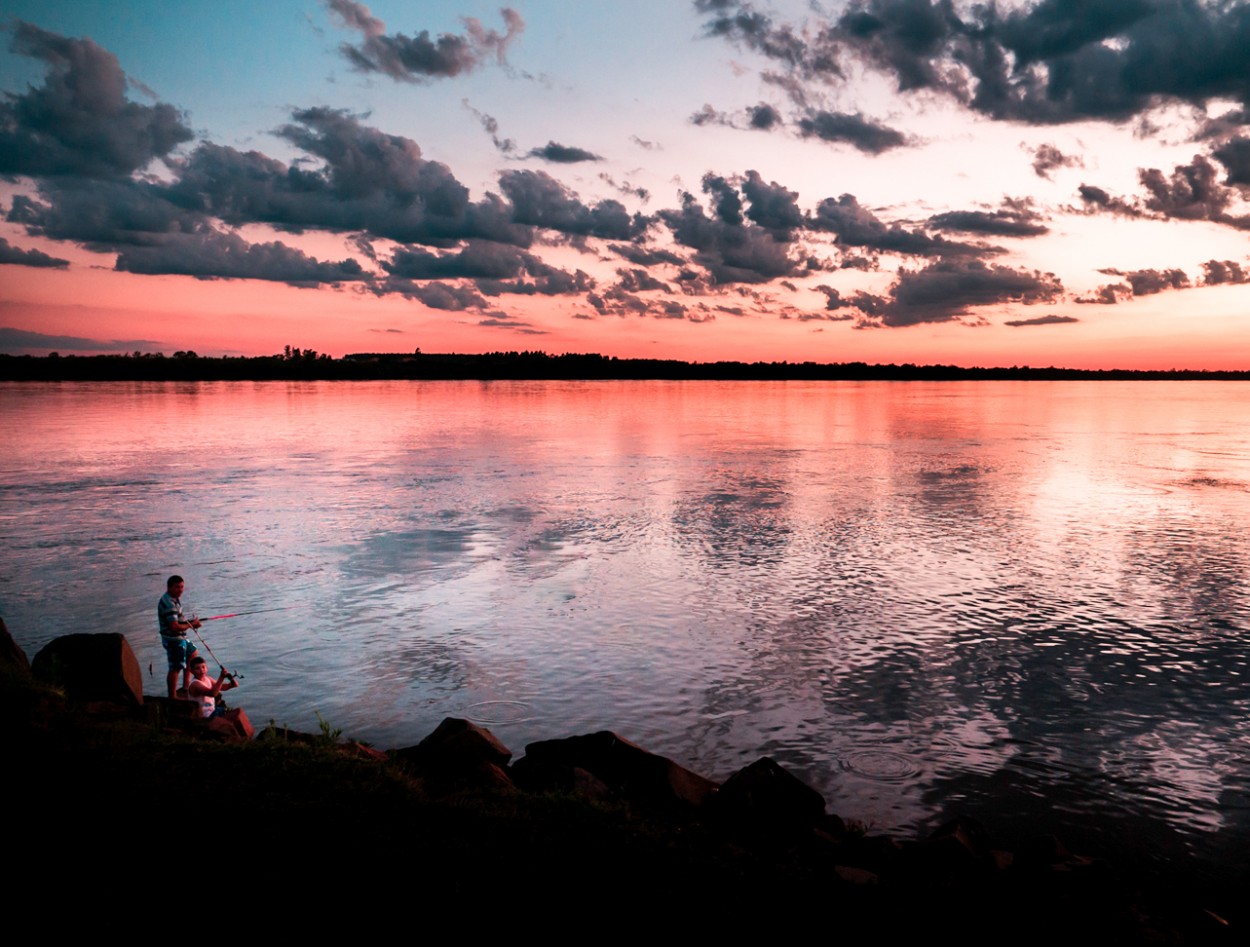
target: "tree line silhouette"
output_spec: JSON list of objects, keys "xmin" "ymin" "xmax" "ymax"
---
[{"xmin": 2, "ymin": 348, "xmax": 1246, "ymax": 381}]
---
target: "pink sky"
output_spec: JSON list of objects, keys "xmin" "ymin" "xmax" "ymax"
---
[{"xmin": 3, "ymin": 1, "xmax": 1250, "ymax": 369}]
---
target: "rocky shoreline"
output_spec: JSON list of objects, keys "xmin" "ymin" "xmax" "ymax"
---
[{"xmin": 4, "ymin": 624, "xmax": 1239, "ymax": 942}]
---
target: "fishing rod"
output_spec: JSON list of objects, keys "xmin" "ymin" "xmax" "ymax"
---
[
  {"xmin": 188, "ymin": 616, "xmax": 243, "ymax": 681},
  {"xmin": 184, "ymin": 602, "xmax": 309, "ymax": 677},
  {"xmin": 197, "ymin": 605, "xmax": 304, "ymax": 621}
]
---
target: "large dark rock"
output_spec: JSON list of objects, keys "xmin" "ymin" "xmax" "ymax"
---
[
  {"xmin": 906, "ymin": 816, "xmax": 1001, "ymax": 884},
  {"xmin": 0, "ymin": 617, "xmax": 31, "ymax": 677},
  {"xmin": 707, "ymin": 756, "xmax": 827, "ymax": 836},
  {"xmin": 513, "ymin": 730, "xmax": 718, "ymax": 810},
  {"xmin": 393, "ymin": 717, "xmax": 514, "ymax": 790},
  {"xmin": 31, "ymin": 633, "xmax": 143, "ymax": 707},
  {"xmin": 202, "ymin": 707, "xmax": 255, "ymax": 743}
]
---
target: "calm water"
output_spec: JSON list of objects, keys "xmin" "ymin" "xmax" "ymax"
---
[{"xmin": 3, "ymin": 379, "xmax": 1249, "ymax": 871}]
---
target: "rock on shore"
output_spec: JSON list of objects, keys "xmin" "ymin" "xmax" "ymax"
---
[{"xmin": 4, "ymin": 625, "xmax": 1238, "ymax": 943}]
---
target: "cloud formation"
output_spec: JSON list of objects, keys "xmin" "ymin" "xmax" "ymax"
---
[
  {"xmin": 12, "ymin": 15, "xmax": 1227, "ymax": 343},
  {"xmin": 700, "ymin": 0, "xmax": 1250, "ymax": 125},
  {"xmin": 928, "ymin": 199, "xmax": 1049, "ymax": 237},
  {"xmin": 0, "ymin": 326, "xmax": 162, "ymax": 353},
  {"xmin": 659, "ymin": 172, "xmax": 805, "ymax": 284},
  {"xmin": 526, "ymin": 141, "xmax": 603, "ymax": 163},
  {"xmin": 1004, "ymin": 314, "xmax": 1079, "ymax": 327},
  {"xmin": 810, "ymin": 193, "xmax": 991, "ymax": 257},
  {"xmin": 170, "ymin": 110, "xmax": 531, "ymax": 247},
  {"xmin": 1031, "ymin": 142, "xmax": 1083, "ymax": 179},
  {"xmin": 1201, "ymin": 259, "xmax": 1250, "ymax": 285},
  {"xmin": 1097, "ymin": 267, "xmax": 1190, "ymax": 297},
  {"xmin": 0, "ymin": 21, "xmax": 191, "ymax": 178},
  {"xmin": 860, "ymin": 260, "xmax": 1065, "ymax": 327},
  {"xmin": 115, "ymin": 230, "xmax": 367, "ymax": 285},
  {"xmin": 1081, "ymin": 155, "xmax": 1250, "ymax": 230},
  {"xmin": 328, "ymin": 1, "xmax": 523, "ymax": 82},
  {"xmin": 796, "ymin": 110, "xmax": 906, "ymax": 154},
  {"xmin": 0, "ymin": 236, "xmax": 69, "ymax": 268}
]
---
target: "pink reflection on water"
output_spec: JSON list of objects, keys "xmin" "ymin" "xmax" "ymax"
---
[{"xmin": 3, "ymin": 379, "xmax": 1250, "ymax": 865}]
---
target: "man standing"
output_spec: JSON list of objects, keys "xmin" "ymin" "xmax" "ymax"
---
[{"xmin": 158, "ymin": 574, "xmax": 201, "ymax": 699}]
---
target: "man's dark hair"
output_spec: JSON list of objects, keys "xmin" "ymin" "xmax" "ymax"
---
[{"xmin": 167, "ymin": 575, "xmax": 184, "ymax": 589}]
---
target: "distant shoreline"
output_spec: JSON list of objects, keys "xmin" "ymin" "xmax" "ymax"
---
[{"xmin": 3, "ymin": 350, "xmax": 1249, "ymax": 382}]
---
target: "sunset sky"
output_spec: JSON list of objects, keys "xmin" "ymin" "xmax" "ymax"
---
[{"xmin": 3, "ymin": 0, "xmax": 1250, "ymax": 368}]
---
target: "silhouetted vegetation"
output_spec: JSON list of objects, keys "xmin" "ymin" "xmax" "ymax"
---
[{"xmin": 2, "ymin": 348, "xmax": 1247, "ymax": 381}]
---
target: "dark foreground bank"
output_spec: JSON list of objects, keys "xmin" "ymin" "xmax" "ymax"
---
[{"xmin": 4, "ymin": 624, "xmax": 1240, "ymax": 942}]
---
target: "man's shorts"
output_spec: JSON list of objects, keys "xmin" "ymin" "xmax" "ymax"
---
[{"xmin": 161, "ymin": 634, "xmax": 198, "ymax": 670}]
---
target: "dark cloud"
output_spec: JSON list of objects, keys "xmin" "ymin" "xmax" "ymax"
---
[
  {"xmin": 1097, "ymin": 266, "xmax": 1190, "ymax": 296},
  {"xmin": 810, "ymin": 193, "xmax": 991, "ymax": 257},
  {"xmin": 587, "ymin": 287, "xmax": 648, "ymax": 317},
  {"xmin": 794, "ymin": 309, "xmax": 854, "ymax": 322},
  {"xmin": 796, "ymin": 110, "xmax": 906, "ymax": 154},
  {"xmin": 690, "ymin": 104, "xmax": 727, "ymax": 127},
  {"xmin": 1081, "ymin": 155, "xmax": 1250, "ymax": 232},
  {"xmin": 0, "ymin": 326, "xmax": 162, "ymax": 353},
  {"xmin": 598, "ymin": 173, "xmax": 650, "ymax": 203},
  {"xmin": 691, "ymin": 101, "xmax": 784, "ymax": 132},
  {"xmin": 1077, "ymin": 183, "xmax": 1141, "ymax": 217},
  {"xmin": 587, "ymin": 285, "xmax": 710, "ymax": 323},
  {"xmin": 698, "ymin": 1, "xmax": 842, "ymax": 89},
  {"xmin": 1212, "ymin": 136, "xmax": 1250, "ymax": 186},
  {"xmin": 1004, "ymin": 314, "xmax": 1079, "ymax": 327},
  {"xmin": 609, "ymin": 243, "xmax": 684, "ymax": 268},
  {"xmin": 462, "ymin": 100, "xmax": 515, "ymax": 153},
  {"xmin": 1076, "ymin": 283, "xmax": 1130, "ymax": 305},
  {"xmin": 380, "ymin": 239, "xmax": 591, "ymax": 296},
  {"xmin": 839, "ymin": 254, "xmax": 878, "ymax": 271},
  {"xmin": 0, "ymin": 22, "xmax": 192, "ymax": 179},
  {"xmin": 1195, "ymin": 107, "xmax": 1250, "ymax": 141},
  {"xmin": 847, "ymin": 0, "xmax": 1244, "ymax": 122},
  {"xmin": 616, "ymin": 267, "xmax": 670, "ymax": 293},
  {"xmin": 748, "ymin": 103, "xmax": 782, "ymax": 129},
  {"xmin": 169, "ymin": 111, "xmax": 530, "ymax": 247},
  {"xmin": 0, "ymin": 236, "xmax": 69, "ymax": 268},
  {"xmin": 653, "ymin": 299, "xmax": 690, "ymax": 320},
  {"xmin": 328, "ymin": 1, "xmax": 523, "ymax": 82},
  {"xmin": 1201, "ymin": 258, "xmax": 1250, "ymax": 285},
  {"xmin": 658, "ymin": 175, "xmax": 801, "ymax": 284},
  {"xmin": 374, "ymin": 278, "xmax": 489, "ymax": 310},
  {"xmin": 475, "ymin": 268, "xmax": 593, "ymax": 296},
  {"xmin": 498, "ymin": 169, "xmax": 648, "ymax": 239},
  {"xmin": 740, "ymin": 170, "xmax": 803, "ymax": 235},
  {"xmin": 701, "ymin": 0, "xmax": 1250, "ymax": 126},
  {"xmin": 383, "ymin": 240, "xmax": 541, "ymax": 280},
  {"xmin": 812, "ymin": 285, "xmax": 859, "ymax": 320},
  {"xmin": 477, "ymin": 317, "xmax": 546, "ymax": 335},
  {"xmin": 114, "ymin": 229, "xmax": 368, "ymax": 285},
  {"xmin": 1031, "ymin": 142, "xmax": 1083, "ymax": 179},
  {"xmin": 928, "ymin": 198, "xmax": 1049, "ymax": 237},
  {"xmin": 526, "ymin": 141, "xmax": 603, "ymax": 163},
  {"xmin": 1080, "ymin": 264, "xmax": 1199, "ymax": 305},
  {"xmin": 9, "ymin": 179, "xmax": 197, "ymax": 249},
  {"xmin": 858, "ymin": 259, "xmax": 1064, "ymax": 326},
  {"xmin": 1138, "ymin": 156, "xmax": 1233, "ymax": 223}
]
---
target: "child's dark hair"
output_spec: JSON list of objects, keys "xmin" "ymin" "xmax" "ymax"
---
[{"xmin": 167, "ymin": 574, "xmax": 184, "ymax": 589}]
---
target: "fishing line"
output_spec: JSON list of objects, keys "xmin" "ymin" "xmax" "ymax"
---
[
  {"xmin": 189, "ymin": 619, "xmax": 243, "ymax": 681},
  {"xmin": 198, "ymin": 604, "xmax": 310, "ymax": 621}
]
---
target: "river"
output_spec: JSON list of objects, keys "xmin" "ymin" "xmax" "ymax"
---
[{"xmin": 3, "ymin": 378, "xmax": 1248, "ymax": 874}]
